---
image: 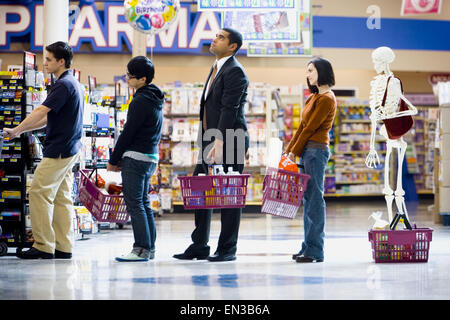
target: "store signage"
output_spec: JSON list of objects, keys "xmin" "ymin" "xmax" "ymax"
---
[
  {"xmin": 222, "ymin": 10, "xmax": 300, "ymax": 42},
  {"xmin": 247, "ymin": 5, "xmax": 311, "ymax": 57},
  {"xmin": 404, "ymin": 93, "xmax": 438, "ymax": 106},
  {"xmin": 0, "ymin": 1, "xmax": 221, "ymax": 54},
  {"xmin": 401, "ymin": 0, "xmax": 442, "ymax": 15},
  {"xmin": 428, "ymin": 73, "xmax": 450, "ymax": 85},
  {"xmin": 198, "ymin": 0, "xmax": 299, "ymax": 11}
]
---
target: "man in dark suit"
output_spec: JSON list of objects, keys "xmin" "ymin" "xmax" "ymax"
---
[{"xmin": 173, "ymin": 28, "xmax": 249, "ymax": 262}]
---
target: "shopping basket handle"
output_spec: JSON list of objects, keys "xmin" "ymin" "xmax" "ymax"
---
[{"xmin": 87, "ymin": 167, "xmax": 98, "ymax": 185}]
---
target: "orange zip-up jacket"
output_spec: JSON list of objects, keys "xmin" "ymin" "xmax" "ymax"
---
[{"xmin": 286, "ymin": 91, "xmax": 337, "ymax": 157}]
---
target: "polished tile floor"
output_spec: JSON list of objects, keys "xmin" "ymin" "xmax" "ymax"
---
[{"xmin": 1, "ymin": 199, "xmax": 449, "ymax": 300}]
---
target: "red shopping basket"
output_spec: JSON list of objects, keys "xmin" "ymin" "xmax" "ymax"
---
[
  {"xmin": 368, "ymin": 228, "xmax": 433, "ymax": 263},
  {"xmin": 178, "ymin": 174, "xmax": 250, "ymax": 209},
  {"xmin": 78, "ymin": 169, "xmax": 129, "ymax": 223},
  {"xmin": 262, "ymin": 167, "xmax": 310, "ymax": 219}
]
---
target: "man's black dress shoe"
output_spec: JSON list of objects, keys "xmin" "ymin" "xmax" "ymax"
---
[
  {"xmin": 55, "ymin": 249, "xmax": 72, "ymax": 259},
  {"xmin": 18, "ymin": 247, "xmax": 54, "ymax": 259},
  {"xmin": 173, "ymin": 252, "xmax": 209, "ymax": 260},
  {"xmin": 207, "ymin": 253, "xmax": 236, "ymax": 262}
]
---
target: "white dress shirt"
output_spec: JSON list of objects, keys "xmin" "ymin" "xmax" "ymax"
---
[{"xmin": 205, "ymin": 55, "xmax": 233, "ymax": 98}]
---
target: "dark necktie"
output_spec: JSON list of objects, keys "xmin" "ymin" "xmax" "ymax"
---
[{"xmin": 203, "ymin": 63, "xmax": 217, "ymax": 131}]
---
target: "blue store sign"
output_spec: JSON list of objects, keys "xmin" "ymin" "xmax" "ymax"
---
[{"xmin": 1, "ymin": 1, "xmax": 449, "ymax": 53}]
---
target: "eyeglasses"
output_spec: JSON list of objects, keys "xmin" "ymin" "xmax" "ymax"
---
[{"xmin": 126, "ymin": 72, "xmax": 137, "ymax": 79}]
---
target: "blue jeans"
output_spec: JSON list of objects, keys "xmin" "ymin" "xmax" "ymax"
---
[
  {"xmin": 298, "ymin": 147, "xmax": 330, "ymax": 260},
  {"xmin": 121, "ymin": 157, "xmax": 157, "ymax": 251}
]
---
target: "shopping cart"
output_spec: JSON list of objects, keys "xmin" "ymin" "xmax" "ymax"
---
[
  {"xmin": 78, "ymin": 169, "xmax": 129, "ymax": 223},
  {"xmin": 261, "ymin": 167, "xmax": 310, "ymax": 219},
  {"xmin": 368, "ymin": 228, "xmax": 433, "ymax": 263},
  {"xmin": 178, "ymin": 173, "xmax": 251, "ymax": 209}
]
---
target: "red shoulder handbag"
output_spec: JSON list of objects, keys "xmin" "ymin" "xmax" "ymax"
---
[{"xmin": 382, "ymin": 76, "xmax": 414, "ymax": 140}]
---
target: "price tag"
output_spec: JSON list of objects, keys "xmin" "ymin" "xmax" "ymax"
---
[
  {"xmin": 1, "ymin": 98, "xmax": 8, "ymax": 102},
  {"xmin": 1, "ymin": 178, "xmax": 7, "ymax": 181},
  {"xmin": 10, "ymin": 80, "xmax": 17, "ymax": 84},
  {"xmin": 14, "ymin": 98, "xmax": 21, "ymax": 102},
  {"xmin": 13, "ymin": 121, "xmax": 20, "ymax": 125},
  {"xmin": 4, "ymin": 111, "xmax": 11, "ymax": 114},
  {"xmin": 10, "ymin": 159, "xmax": 18, "ymax": 162}
]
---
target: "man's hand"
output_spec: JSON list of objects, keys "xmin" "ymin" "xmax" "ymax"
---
[
  {"xmin": 2, "ymin": 127, "xmax": 20, "ymax": 140},
  {"xmin": 107, "ymin": 162, "xmax": 121, "ymax": 172},
  {"xmin": 207, "ymin": 139, "xmax": 223, "ymax": 164}
]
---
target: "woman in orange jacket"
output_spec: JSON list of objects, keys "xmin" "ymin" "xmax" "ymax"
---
[{"xmin": 285, "ymin": 57, "xmax": 337, "ymax": 263}]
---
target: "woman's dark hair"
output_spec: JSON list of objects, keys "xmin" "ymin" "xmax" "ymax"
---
[
  {"xmin": 307, "ymin": 57, "xmax": 335, "ymax": 94},
  {"xmin": 45, "ymin": 41, "xmax": 73, "ymax": 68},
  {"xmin": 127, "ymin": 56, "xmax": 155, "ymax": 84},
  {"xmin": 222, "ymin": 27, "xmax": 243, "ymax": 54}
]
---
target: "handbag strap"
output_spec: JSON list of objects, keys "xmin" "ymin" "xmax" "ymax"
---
[
  {"xmin": 381, "ymin": 76, "xmax": 392, "ymax": 107},
  {"xmin": 381, "ymin": 76, "xmax": 405, "ymax": 107}
]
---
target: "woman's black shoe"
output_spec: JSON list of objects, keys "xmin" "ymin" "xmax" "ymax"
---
[
  {"xmin": 292, "ymin": 253, "xmax": 302, "ymax": 260},
  {"xmin": 296, "ymin": 255, "xmax": 323, "ymax": 263}
]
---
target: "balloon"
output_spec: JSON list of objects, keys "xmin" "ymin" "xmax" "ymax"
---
[
  {"xmin": 151, "ymin": 14, "xmax": 165, "ymax": 29},
  {"xmin": 124, "ymin": 0, "xmax": 180, "ymax": 35}
]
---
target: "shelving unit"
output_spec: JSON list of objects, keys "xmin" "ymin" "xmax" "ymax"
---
[
  {"xmin": 161, "ymin": 83, "xmax": 274, "ymax": 211},
  {"xmin": 0, "ymin": 52, "xmax": 47, "ymax": 256},
  {"xmin": 323, "ymin": 99, "xmax": 438, "ymax": 197}
]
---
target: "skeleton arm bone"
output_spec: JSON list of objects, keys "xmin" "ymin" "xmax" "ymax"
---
[{"xmin": 365, "ymin": 114, "xmax": 380, "ymax": 168}]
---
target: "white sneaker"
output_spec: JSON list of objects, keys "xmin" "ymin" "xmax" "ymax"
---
[{"xmin": 115, "ymin": 250, "xmax": 149, "ymax": 262}]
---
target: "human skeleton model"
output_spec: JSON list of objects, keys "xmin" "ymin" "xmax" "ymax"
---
[{"xmin": 365, "ymin": 47, "xmax": 418, "ymax": 225}]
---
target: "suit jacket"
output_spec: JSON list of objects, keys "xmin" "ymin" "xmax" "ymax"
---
[{"xmin": 199, "ymin": 56, "xmax": 249, "ymax": 143}]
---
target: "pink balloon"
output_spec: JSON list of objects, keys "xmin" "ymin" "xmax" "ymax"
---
[{"xmin": 151, "ymin": 14, "xmax": 165, "ymax": 29}]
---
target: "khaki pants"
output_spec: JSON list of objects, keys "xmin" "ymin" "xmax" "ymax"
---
[{"xmin": 29, "ymin": 153, "xmax": 79, "ymax": 254}]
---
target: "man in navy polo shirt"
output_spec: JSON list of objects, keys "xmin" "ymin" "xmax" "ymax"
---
[{"xmin": 4, "ymin": 41, "xmax": 83, "ymax": 259}]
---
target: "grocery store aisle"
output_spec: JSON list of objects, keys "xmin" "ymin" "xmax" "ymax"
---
[{"xmin": 1, "ymin": 199, "xmax": 449, "ymax": 300}]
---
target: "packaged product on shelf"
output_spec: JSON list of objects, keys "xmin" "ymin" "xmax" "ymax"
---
[
  {"xmin": 162, "ymin": 118, "xmax": 171, "ymax": 137},
  {"xmin": 149, "ymin": 191, "xmax": 160, "ymax": 212},
  {"xmin": 160, "ymin": 165, "xmax": 171, "ymax": 185},
  {"xmin": 159, "ymin": 141, "xmax": 171, "ymax": 162},
  {"xmin": 188, "ymin": 119, "xmax": 199, "ymax": 141},
  {"xmin": 171, "ymin": 142, "xmax": 192, "ymax": 166},
  {"xmin": 172, "ymin": 119, "xmax": 190, "ymax": 141},
  {"xmin": 188, "ymin": 89, "xmax": 202, "ymax": 114},
  {"xmin": 159, "ymin": 188, "xmax": 172, "ymax": 210},
  {"xmin": 171, "ymin": 89, "xmax": 188, "ymax": 114},
  {"xmin": 150, "ymin": 167, "xmax": 159, "ymax": 186},
  {"xmin": 94, "ymin": 136, "xmax": 112, "ymax": 160}
]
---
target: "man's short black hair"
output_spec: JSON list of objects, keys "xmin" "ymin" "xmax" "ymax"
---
[
  {"xmin": 222, "ymin": 27, "xmax": 243, "ymax": 54},
  {"xmin": 307, "ymin": 57, "xmax": 335, "ymax": 94},
  {"xmin": 45, "ymin": 41, "xmax": 73, "ymax": 68},
  {"xmin": 127, "ymin": 56, "xmax": 155, "ymax": 84}
]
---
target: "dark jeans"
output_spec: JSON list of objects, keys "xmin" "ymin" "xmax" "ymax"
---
[
  {"xmin": 121, "ymin": 157, "xmax": 157, "ymax": 251},
  {"xmin": 298, "ymin": 147, "xmax": 330, "ymax": 260}
]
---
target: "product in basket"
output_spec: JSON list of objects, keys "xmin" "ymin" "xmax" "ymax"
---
[{"xmin": 278, "ymin": 154, "xmax": 299, "ymax": 173}]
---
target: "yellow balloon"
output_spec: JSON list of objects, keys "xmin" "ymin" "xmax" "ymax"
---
[{"xmin": 162, "ymin": 5, "xmax": 175, "ymax": 22}]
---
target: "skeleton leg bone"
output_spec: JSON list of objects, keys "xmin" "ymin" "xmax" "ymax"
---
[
  {"xmin": 394, "ymin": 139, "xmax": 410, "ymax": 221},
  {"xmin": 383, "ymin": 140, "xmax": 395, "ymax": 223}
]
